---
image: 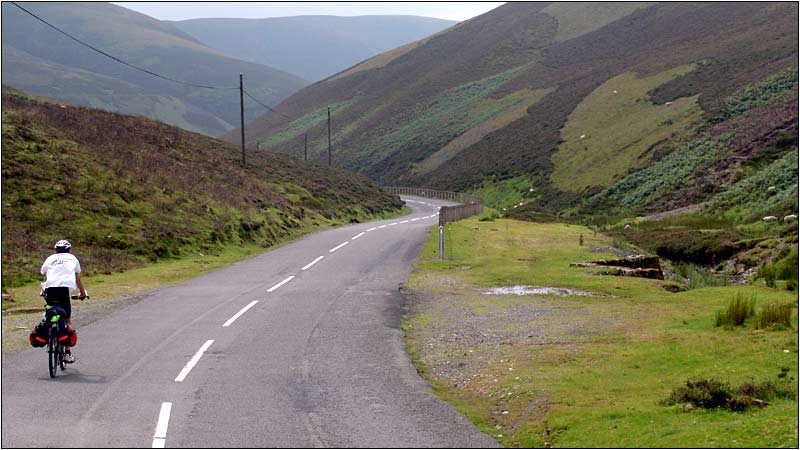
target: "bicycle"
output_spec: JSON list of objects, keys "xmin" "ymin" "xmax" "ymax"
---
[
  {"xmin": 45, "ymin": 305, "xmax": 66, "ymax": 378},
  {"xmin": 41, "ymin": 294, "xmax": 88, "ymax": 378}
]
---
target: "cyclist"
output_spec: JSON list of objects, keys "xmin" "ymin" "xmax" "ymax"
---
[{"xmin": 40, "ymin": 239, "xmax": 86, "ymax": 363}]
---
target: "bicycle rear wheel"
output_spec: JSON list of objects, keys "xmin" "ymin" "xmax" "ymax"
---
[
  {"xmin": 58, "ymin": 344, "xmax": 66, "ymax": 370},
  {"xmin": 48, "ymin": 336, "xmax": 58, "ymax": 378}
]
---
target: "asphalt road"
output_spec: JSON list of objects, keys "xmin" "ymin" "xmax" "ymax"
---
[{"xmin": 2, "ymin": 197, "xmax": 499, "ymax": 448}]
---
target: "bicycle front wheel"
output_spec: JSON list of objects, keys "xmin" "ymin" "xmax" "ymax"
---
[
  {"xmin": 58, "ymin": 344, "xmax": 66, "ymax": 370},
  {"xmin": 48, "ymin": 336, "xmax": 58, "ymax": 378}
]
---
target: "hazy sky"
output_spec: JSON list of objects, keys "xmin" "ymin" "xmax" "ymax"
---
[{"xmin": 113, "ymin": 2, "xmax": 505, "ymax": 21}]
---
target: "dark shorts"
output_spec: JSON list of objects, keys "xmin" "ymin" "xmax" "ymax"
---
[{"xmin": 44, "ymin": 287, "xmax": 71, "ymax": 319}]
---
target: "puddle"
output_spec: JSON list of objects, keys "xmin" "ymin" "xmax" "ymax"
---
[{"xmin": 481, "ymin": 285, "xmax": 604, "ymax": 297}]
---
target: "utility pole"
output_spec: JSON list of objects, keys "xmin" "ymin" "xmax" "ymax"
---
[
  {"xmin": 304, "ymin": 132, "xmax": 308, "ymax": 161},
  {"xmin": 327, "ymin": 106, "xmax": 332, "ymax": 166},
  {"xmin": 239, "ymin": 73, "xmax": 246, "ymax": 169}
]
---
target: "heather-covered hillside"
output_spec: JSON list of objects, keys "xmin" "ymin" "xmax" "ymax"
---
[
  {"xmin": 240, "ymin": 2, "xmax": 797, "ymax": 218},
  {"xmin": 1, "ymin": 90, "xmax": 402, "ymax": 288}
]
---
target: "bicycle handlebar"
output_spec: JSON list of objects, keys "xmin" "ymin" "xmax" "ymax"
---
[{"xmin": 39, "ymin": 290, "xmax": 89, "ymax": 300}]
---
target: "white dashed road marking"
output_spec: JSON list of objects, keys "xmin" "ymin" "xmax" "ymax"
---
[
  {"xmin": 329, "ymin": 241, "xmax": 349, "ymax": 253},
  {"xmin": 152, "ymin": 402, "xmax": 172, "ymax": 448},
  {"xmin": 175, "ymin": 340, "xmax": 214, "ymax": 382},
  {"xmin": 302, "ymin": 256, "xmax": 324, "ymax": 271},
  {"xmin": 352, "ymin": 232, "xmax": 366, "ymax": 240},
  {"xmin": 223, "ymin": 300, "xmax": 258, "ymax": 327},
  {"xmin": 268, "ymin": 276, "xmax": 295, "ymax": 292}
]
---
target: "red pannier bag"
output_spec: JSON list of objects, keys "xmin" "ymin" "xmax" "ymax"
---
[
  {"xmin": 28, "ymin": 321, "xmax": 48, "ymax": 348},
  {"xmin": 57, "ymin": 323, "xmax": 77, "ymax": 347}
]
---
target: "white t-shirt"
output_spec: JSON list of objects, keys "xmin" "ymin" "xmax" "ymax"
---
[{"xmin": 41, "ymin": 253, "xmax": 82, "ymax": 291}]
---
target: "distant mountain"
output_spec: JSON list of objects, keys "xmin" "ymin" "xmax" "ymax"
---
[
  {"xmin": 1, "ymin": 2, "xmax": 307, "ymax": 136},
  {"xmin": 238, "ymin": 2, "xmax": 797, "ymax": 221},
  {"xmin": 170, "ymin": 15, "xmax": 457, "ymax": 82}
]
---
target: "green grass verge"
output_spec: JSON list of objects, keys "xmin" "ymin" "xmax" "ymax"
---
[{"xmin": 403, "ymin": 217, "xmax": 797, "ymax": 448}]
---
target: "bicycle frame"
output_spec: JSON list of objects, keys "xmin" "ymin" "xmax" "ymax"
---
[{"xmin": 45, "ymin": 307, "xmax": 65, "ymax": 378}]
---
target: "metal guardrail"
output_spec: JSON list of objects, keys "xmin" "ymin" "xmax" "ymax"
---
[
  {"xmin": 382, "ymin": 186, "xmax": 481, "ymax": 206},
  {"xmin": 382, "ymin": 186, "xmax": 483, "ymax": 226}
]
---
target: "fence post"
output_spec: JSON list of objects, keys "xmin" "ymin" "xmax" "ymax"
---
[{"xmin": 439, "ymin": 225, "xmax": 445, "ymax": 260}]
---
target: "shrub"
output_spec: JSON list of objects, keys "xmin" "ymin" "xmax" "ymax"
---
[
  {"xmin": 479, "ymin": 209, "xmax": 500, "ymax": 222},
  {"xmin": 758, "ymin": 246, "xmax": 799, "ymax": 289},
  {"xmin": 738, "ymin": 380, "xmax": 795, "ymax": 401},
  {"xmin": 664, "ymin": 377, "xmax": 796, "ymax": 411},
  {"xmin": 664, "ymin": 378, "xmax": 732, "ymax": 409},
  {"xmin": 714, "ymin": 293, "xmax": 755, "ymax": 328},
  {"xmin": 754, "ymin": 302, "xmax": 793, "ymax": 330}
]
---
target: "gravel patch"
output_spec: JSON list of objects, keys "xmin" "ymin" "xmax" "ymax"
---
[{"xmin": 403, "ymin": 278, "xmax": 617, "ymax": 391}]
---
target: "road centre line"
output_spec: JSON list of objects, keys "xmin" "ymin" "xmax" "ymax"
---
[
  {"xmin": 378, "ymin": 225, "xmax": 387, "ymax": 229},
  {"xmin": 399, "ymin": 220, "xmax": 409, "ymax": 224},
  {"xmin": 411, "ymin": 218, "xmax": 420, "ymax": 221},
  {"xmin": 302, "ymin": 256, "xmax": 324, "ymax": 271},
  {"xmin": 367, "ymin": 227, "xmax": 377, "ymax": 231},
  {"xmin": 175, "ymin": 340, "xmax": 214, "ymax": 382},
  {"xmin": 152, "ymin": 402, "xmax": 172, "ymax": 448},
  {"xmin": 352, "ymin": 232, "xmax": 366, "ymax": 240},
  {"xmin": 268, "ymin": 275, "xmax": 295, "ymax": 292},
  {"xmin": 223, "ymin": 300, "xmax": 258, "ymax": 327},
  {"xmin": 388, "ymin": 222, "xmax": 398, "ymax": 226},
  {"xmin": 329, "ymin": 241, "xmax": 349, "ymax": 253}
]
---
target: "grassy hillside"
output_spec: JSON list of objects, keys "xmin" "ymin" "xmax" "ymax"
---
[
  {"xmin": 170, "ymin": 15, "xmax": 457, "ymax": 82},
  {"xmin": 1, "ymin": 2, "xmax": 307, "ymax": 136},
  {"xmin": 1, "ymin": 89, "xmax": 402, "ymax": 289},
  {"xmin": 238, "ymin": 2, "xmax": 796, "ymax": 215}
]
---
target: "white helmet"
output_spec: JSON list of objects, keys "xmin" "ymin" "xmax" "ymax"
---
[{"xmin": 54, "ymin": 239, "xmax": 72, "ymax": 252}]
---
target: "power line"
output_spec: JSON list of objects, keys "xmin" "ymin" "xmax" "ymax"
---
[
  {"xmin": 243, "ymin": 89, "xmax": 292, "ymax": 120},
  {"xmin": 10, "ymin": 2, "xmax": 238, "ymax": 90}
]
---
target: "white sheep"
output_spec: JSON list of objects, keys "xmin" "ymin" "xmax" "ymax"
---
[
  {"xmin": 763, "ymin": 216, "xmax": 778, "ymax": 222},
  {"xmin": 784, "ymin": 215, "xmax": 797, "ymax": 223}
]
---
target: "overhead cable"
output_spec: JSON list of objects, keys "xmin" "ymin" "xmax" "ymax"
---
[
  {"xmin": 10, "ymin": 2, "xmax": 239, "ymax": 90},
  {"xmin": 243, "ymin": 89, "xmax": 293, "ymax": 119}
]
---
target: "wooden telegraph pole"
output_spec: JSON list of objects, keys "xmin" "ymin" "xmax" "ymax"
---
[
  {"xmin": 327, "ymin": 106, "xmax": 332, "ymax": 166},
  {"xmin": 239, "ymin": 73, "xmax": 246, "ymax": 169}
]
